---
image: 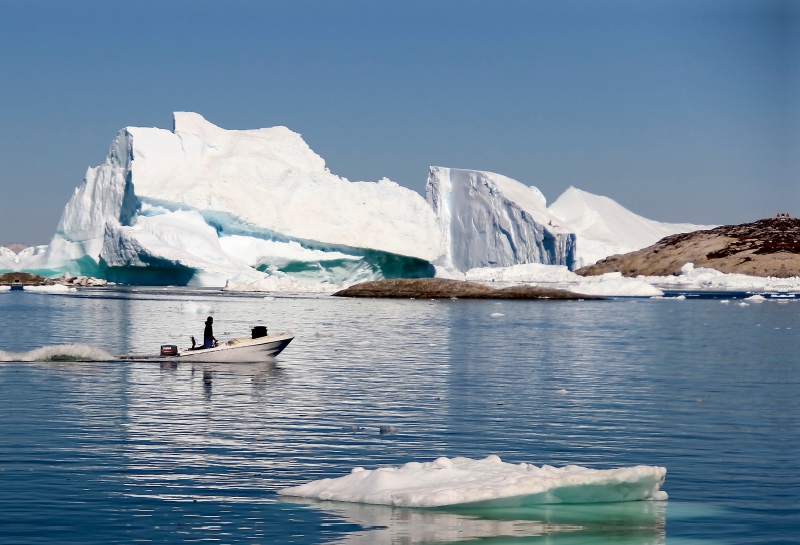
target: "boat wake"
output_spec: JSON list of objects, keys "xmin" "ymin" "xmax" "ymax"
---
[{"xmin": 0, "ymin": 344, "xmax": 114, "ymax": 362}]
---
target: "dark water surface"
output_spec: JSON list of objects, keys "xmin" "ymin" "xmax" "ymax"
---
[{"xmin": 0, "ymin": 288, "xmax": 797, "ymax": 544}]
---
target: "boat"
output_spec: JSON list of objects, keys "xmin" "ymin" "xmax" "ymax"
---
[{"xmin": 120, "ymin": 331, "xmax": 295, "ymax": 363}]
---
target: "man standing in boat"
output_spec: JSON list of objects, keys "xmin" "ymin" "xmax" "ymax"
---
[{"xmin": 203, "ymin": 316, "xmax": 218, "ymax": 349}]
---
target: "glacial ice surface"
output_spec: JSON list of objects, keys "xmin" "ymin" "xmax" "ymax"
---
[
  {"xmin": 19, "ymin": 113, "xmax": 442, "ymax": 286},
  {"xmin": 548, "ymin": 187, "xmax": 713, "ymax": 268},
  {"xmin": 427, "ymin": 167, "xmax": 575, "ymax": 272},
  {"xmin": 278, "ymin": 455, "xmax": 667, "ymax": 508}
]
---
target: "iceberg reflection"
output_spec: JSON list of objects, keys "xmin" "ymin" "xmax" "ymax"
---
[{"xmin": 283, "ymin": 498, "xmax": 666, "ymax": 545}]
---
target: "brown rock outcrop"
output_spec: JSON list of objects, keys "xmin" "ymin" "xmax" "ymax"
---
[
  {"xmin": 577, "ymin": 217, "xmax": 800, "ymax": 278},
  {"xmin": 0, "ymin": 273, "xmax": 54, "ymax": 286},
  {"xmin": 333, "ymin": 278, "xmax": 602, "ymax": 299}
]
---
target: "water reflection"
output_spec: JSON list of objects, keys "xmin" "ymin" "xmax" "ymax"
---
[{"xmin": 284, "ymin": 498, "xmax": 667, "ymax": 545}]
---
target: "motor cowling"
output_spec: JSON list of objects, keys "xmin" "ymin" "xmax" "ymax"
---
[
  {"xmin": 160, "ymin": 345, "xmax": 178, "ymax": 356},
  {"xmin": 252, "ymin": 326, "xmax": 268, "ymax": 339}
]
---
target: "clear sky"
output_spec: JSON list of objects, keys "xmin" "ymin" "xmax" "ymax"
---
[{"xmin": 0, "ymin": 0, "xmax": 797, "ymax": 244}]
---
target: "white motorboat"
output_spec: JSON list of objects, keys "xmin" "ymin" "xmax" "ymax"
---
[{"xmin": 121, "ymin": 332, "xmax": 294, "ymax": 363}]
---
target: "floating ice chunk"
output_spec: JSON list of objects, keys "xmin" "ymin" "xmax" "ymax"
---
[
  {"xmin": 354, "ymin": 340, "xmax": 372, "ymax": 346},
  {"xmin": 279, "ymin": 455, "xmax": 667, "ymax": 507},
  {"xmin": 0, "ymin": 286, "xmax": 10, "ymax": 292},
  {"xmin": 23, "ymin": 285, "xmax": 76, "ymax": 293},
  {"xmin": 745, "ymin": 295, "xmax": 765, "ymax": 302},
  {"xmin": 674, "ymin": 295, "xmax": 686, "ymax": 300},
  {"xmin": 720, "ymin": 300, "xmax": 729, "ymax": 304},
  {"xmin": 568, "ymin": 272, "xmax": 662, "ymax": 297},
  {"xmin": 738, "ymin": 302, "xmax": 749, "ymax": 307},
  {"xmin": 490, "ymin": 312, "xmax": 505, "ymax": 317},
  {"xmin": 554, "ymin": 389, "xmax": 568, "ymax": 395}
]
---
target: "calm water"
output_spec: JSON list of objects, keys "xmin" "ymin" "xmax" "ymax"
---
[{"xmin": 0, "ymin": 288, "xmax": 797, "ymax": 544}]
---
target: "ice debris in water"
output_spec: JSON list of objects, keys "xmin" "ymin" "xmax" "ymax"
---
[
  {"xmin": 674, "ymin": 295, "xmax": 686, "ymax": 300},
  {"xmin": 1, "ymin": 344, "xmax": 115, "ymax": 362},
  {"xmin": 278, "ymin": 455, "xmax": 667, "ymax": 507},
  {"xmin": 554, "ymin": 389, "xmax": 569, "ymax": 395},
  {"xmin": 23, "ymin": 285, "xmax": 77, "ymax": 293},
  {"xmin": 354, "ymin": 340, "xmax": 372, "ymax": 346},
  {"xmin": 738, "ymin": 302, "xmax": 749, "ymax": 307},
  {"xmin": 490, "ymin": 312, "xmax": 504, "ymax": 317},
  {"xmin": 745, "ymin": 294, "xmax": 765, "ymax": 302}
]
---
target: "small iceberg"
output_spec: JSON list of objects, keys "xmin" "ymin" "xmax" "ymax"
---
[{"xmin": 278, "ymin": 455, "xmax": 667, "ymax": 508}]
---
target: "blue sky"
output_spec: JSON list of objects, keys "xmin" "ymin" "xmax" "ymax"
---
[{"xmin": 0, "ymin": 0, "xmax": 797, "ymax": 244}]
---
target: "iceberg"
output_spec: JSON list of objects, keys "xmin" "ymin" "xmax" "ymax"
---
[
  {"xmin": 20, "ymin": 113, "xmax": 443, "ymax": 286},
  {"xmin": 0, "ymin": 247, "xmax": 17, "ymax": 272},
  {"xmin": 16, "ymin": 111, "xmax": 714, "ymax": 289},
  {"xmin": 548, "ymin": 187, "xmax": 712, "ymax": 268},
  {"xmin": 426, "ymin": 167, "xmax": 576, "ymax": 272},
  {"xmin": 278, "ymin": 455, "xmax": 667, "ymax": 508}
]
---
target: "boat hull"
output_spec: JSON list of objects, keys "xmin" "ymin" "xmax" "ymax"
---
[{"xmin": 121, "ymin": 333, "xmax": 294, "ymax": 363}]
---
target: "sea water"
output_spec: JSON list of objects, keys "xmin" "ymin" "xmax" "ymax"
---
[{"xmin": 0, "ymin": 287, "xmax": 797, "ymax": 544}]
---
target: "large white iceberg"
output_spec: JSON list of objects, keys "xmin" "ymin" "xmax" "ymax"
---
[
  {"xmin": 548, "ymin": 187, "xmax": 712, "ymax": 268},
  {"xmin": 15, "ymin": 111, "xmax": 714, "ymax": 289},
  {"xmin": 0, "ymin": 247, "xmax": 17, "ymax": 271},
  {"xmin": 278, "ymin": 455, "xmax": 667, "ymax": 508},
  {"xmin": 20, "ymin": 113, "xmax": 443, "ymax": 286},
  {"xmin": 426, "ymin": 167, "xmax": 576, "ymax": 272}
]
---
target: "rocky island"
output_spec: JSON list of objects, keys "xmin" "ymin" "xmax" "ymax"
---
[
  {"xmin": 577, "ymin": 217, "xmax": 800, "ymax": 278},
  {"xmin": 333, "ymin": 278, "xmax": 601, "ymax": 299}
]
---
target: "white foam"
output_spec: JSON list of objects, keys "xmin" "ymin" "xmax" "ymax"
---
[
  {"xmin": 278, "ymin": 455, "xmax": 667, "ymax": 507},
  {"xmin": 181, "ymin": 301, "xmax": 214, "ymax": 314},
  {"xmin": 9, "ymin": 344, "xmax": 115, "ymax": 362}
]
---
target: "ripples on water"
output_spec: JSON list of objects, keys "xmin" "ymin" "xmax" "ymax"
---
[{"xmin": 0, "ymin": 288, "xmax": 797, "ymax": 544}]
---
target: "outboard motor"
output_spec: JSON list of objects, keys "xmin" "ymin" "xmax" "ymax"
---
[
  {"xmin": 160, "ymin": 345, "xmax": 179, "ymax": 356},
  {"xmin": 251, "ymin": 326, "xmax": 268, "ymax": 339}
]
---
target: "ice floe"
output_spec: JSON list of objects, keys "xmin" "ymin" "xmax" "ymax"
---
[
  {"xmin": 278, "ymin": 455, "xmax": 667, "ymax": 507},
  {"xmin": 23, "ymin": 284, "xmax": 77, "ymax": 293},
  {"xmin": 451, "ymin": 263, "xmax": 664, "ymax": 297}
]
